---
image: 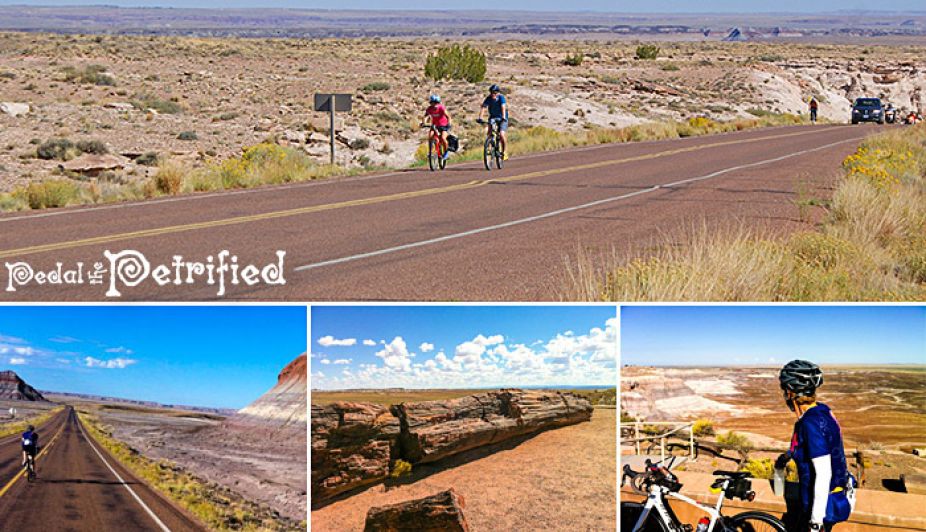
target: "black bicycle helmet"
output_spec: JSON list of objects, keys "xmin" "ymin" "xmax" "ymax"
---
[
  {"xmin": 27, "ymin": 424, "xmax": 34, "ymax": 431},
  {"xmin": 489, "ymin": 84, "xmax": 501, "ymax": 93},
  {"xmin": 779, "ymin": 359, "xmax": 823, "ymax": 397}
]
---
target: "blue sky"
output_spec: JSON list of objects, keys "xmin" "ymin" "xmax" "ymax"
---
[
  {"xmin": 0, "ymin": 306, "xmax": 306, "ymax": 409},
  {"xmin": 310, "ymin": 305, "xmax": 617, "ymax": 389},
  {"xmin": 622, "ymin": 306, "xmax": 926, "ymax": 366},
  {"xmin": 4, "ymin": 1, "xmax": 923, "ymax": 11}
]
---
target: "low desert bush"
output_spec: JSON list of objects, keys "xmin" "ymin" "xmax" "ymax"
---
[
  {"xmin": 717, "ymin": 431, "xmax": 753, "ymax": 461},
  {"xmin": 424, "ymin": 44, "xmax": 487, "ymax": 83},
  {"xmin": 390, "ymin": 459, "xmax": 412, "ymax": 478},
  {"xmin": 692, "ymin": 419, "xmax": 715, "ymax": 437},
  {"xmin": 131, "ymin": 92, "xmax": 183, "ymax": 114},
  {"xmin": 37, "ymin": 138, "xmax": 77, "ymax": 160},
  {"xmin": 75, "ymin": 139, "xmax": 108, "ymax": 155},
  {"xmin": 635, "ymin": 44, "xmax": 660, "ymax": 60},
  {"xmin": 153, "ymin": 160, "xmax": 186, "ymax": 195},
  {"xmin": 564, "ymin": 53, "xmax": 584, "ymax": 66},
  {"xmin": 61, "ymin": 64, "xmax": 116, "ymax": 86},
  {"xmin": 22, "ymin": 179, "xmax": 81, "ymax": 209},
  {"xmin": 176, "ymin": 131, "xmax": 198, "ymax": 141},
  {"xmin": 361, "ymin": 81, "xmax": 391, "ymax": 92}
]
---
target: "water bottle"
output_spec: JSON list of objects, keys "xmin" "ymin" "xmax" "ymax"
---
[
  {"xmin": 695, "ymin": 517, "xmax": 710, "ymax": 532},
  {"xmin": 773, "ymin": 467, "xmax": 785, "ymax": 497}
]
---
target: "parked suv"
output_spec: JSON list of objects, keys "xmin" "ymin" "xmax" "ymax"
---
[{"xmin": 851, "ymin": 97, "xmax": 884, "ymax": 124}]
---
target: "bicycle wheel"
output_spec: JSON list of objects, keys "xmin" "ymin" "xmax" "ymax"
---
[
  {"xmin": 494, "ymin": 142, "xmax": 503, "ymax": 170},
  {"xmin": 428, "ymin": 139, "xmax": 437, "ymax": 172},
  {"xmin": 26, "ymin": 463, "xmax": 35, "ymax": 482},
  {"xmin": 438, "ymin": 142, "xmax": 447, "ymax": 170},
  {"xmin": 725, "ymin": 511, "xmax": 786, "ymax": 532},
  {"xmin": 484, "ymin": 136, "xmax": 494, "ymax": 171},
  {"xmin": 621, "ymin": 502, "xmax": 670, "ymax": 532}
]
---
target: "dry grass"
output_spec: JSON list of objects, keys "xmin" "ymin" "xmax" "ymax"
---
[
  {"xmin": 78, "ymin": 410, "xmax": 303, "ymax": 532},
  {"xmin": 0, "ymin": 407, "xmax": 64, "ymax": 438},
  {"xmin": 568, "ymin": 124, "xmax": 926, "ymax": 301}
]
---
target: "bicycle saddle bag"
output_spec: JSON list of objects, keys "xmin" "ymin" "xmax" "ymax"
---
[{"xmin": 447, "ymin": 135, "xmax": 459, "ymax": 152}]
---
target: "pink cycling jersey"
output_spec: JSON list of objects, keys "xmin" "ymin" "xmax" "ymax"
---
[{"xmin": 426, "ymin": 104, "xmax": 450, "ymax": 127}]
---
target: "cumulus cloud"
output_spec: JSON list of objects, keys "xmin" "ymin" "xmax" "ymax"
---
[
  {"xmin": 9, "ymin": 357, "xmax": 26, "ymax": 365},
  {"xmin": 333, "ymin": 359, "xmax": 352, "ymax": 365},
  {"xmin": 375, "ymin": 337, "xmax": 413, "ymax": 372},
  {"xmin": 84, "ymin": 356, "xmax": 136, "ymax": 369},
  {"xmin": 419, "ymin": 342, "xmax": 435, "ymax": 353},
  {"xmin": 363, "ymin": 339, "xmax": 377, "ymax": 346},
  {"xmin": 318, "ymin": 336, "xmax": 357, "ymax": 347},
  {"xmin": 320, "ymin": 358, "xmax": 331, "ymax": 365}
]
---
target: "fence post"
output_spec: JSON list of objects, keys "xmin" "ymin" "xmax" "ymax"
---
[
  {"xmin": 635, "ymin": 421, "xmax": 641, "ymax": 455},
  {"xmin": 661, "ymin": 436, "xmax": 666, "ymax": 463},
  {"xmin": 690, "ymin": 425, "xmax": 695, "ymax": 461}
]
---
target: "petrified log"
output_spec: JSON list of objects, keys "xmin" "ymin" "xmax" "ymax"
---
[
  {"xmin": 311, "ymin": 402, "xmax": 399, "ymax": 504},
  {"xmin": 363, "ymin": 489, "xmax": 469, "ymax": 532},
  {"xmin": 392, "ymin": 389, "xmax": 592, "ymax": 465}
]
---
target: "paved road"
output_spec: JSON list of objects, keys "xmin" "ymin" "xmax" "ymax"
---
[
  {"xmin": 0, "ymin": 124, "xmax": 873, "ymax": 301},
  {"xmin": 0, "ymin": 407, "xmax": 204, "ymax": 531}
]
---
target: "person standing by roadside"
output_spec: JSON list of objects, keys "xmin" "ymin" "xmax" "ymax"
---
[{"xmin": 809, "ymin": 97, "xmax": 819, "ymax": 123}]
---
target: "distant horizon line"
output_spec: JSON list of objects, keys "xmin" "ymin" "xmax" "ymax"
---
[{"xmin": 3, "ymin": 4, "xmax": 926, "ymax": 15}]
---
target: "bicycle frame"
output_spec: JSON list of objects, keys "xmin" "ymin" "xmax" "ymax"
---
[{"xmin": 633, "ymin": 478, "xmax": 732, "ymax": 532}]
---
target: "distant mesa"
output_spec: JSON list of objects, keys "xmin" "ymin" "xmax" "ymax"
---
[{"xmin": 0, "ymin": 371, "xmax": 46, "ymax": 401}]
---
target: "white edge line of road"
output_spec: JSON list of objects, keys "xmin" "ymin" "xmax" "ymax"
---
[
  {"xmin": 76, "ymin": 418, "xmax": 173, "ymax": 532},
  {"xmin": 0, "ymin": 124, "xmax": 834, "ymax": 224},
  {"xmin": 295, "ymin": 136, "xmax": 859, "ymax": 273}
]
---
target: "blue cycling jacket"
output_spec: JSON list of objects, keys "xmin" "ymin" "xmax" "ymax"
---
[
  {"xmin": 789, "ymin": 403, "xmax": 849, "ymax": 512},
  {"xmin": 21, "ymin": 429, "xmax": 38, "ymax": 449},
  {"xmin": 482, "ymin": 94, "xmax": 508, "ymax": 120}
]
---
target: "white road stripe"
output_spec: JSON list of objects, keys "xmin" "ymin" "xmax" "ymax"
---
[
  {"xmin": 76, "ymin": 417, "xmax": 173, "ymax": 532},
  {"xmin": 295, "ymin": 136, "xmax": 859, "ymax": 272},
  {"xmin": 0, "ymin": 124, "xmax": 832, "ymax": 224}
]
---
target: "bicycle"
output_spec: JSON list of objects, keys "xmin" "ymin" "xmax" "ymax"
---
[
  {"xmin": 477, "ymin": 118, "xmax": 504, "ymax": 171},
  {"xmin": 421, "ymin": 124, "xmax": 448, "ymax": 172},
  {"xmin": 622, "ymin": 458, "xmax": 785, "ymax": 532},
  {"xmin": 24, "ymin": 452, "xmax": 36, "ymax": 482}
]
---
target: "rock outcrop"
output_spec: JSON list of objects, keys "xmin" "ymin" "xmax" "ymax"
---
[
  {"xmin": 392, "ymin": 389, "xmax": 593, "ymax": 464},
  {"xmin": 311, "ymin": 389, "xmax": 592, "ymax": 505},
  {"xmin": 0, "ymin": 371, "xmax": 45, "ymax": 401},
  {"xmin": 311, "ymin": 401, "xmax": 400, "ymax": 505},
  {"xmin": 363, "ymin": 489, "xmax": 469, "ymax": 532},
  {"xmin": 232, "ymin": 353, "xmax": 307, "ymax": 430}
]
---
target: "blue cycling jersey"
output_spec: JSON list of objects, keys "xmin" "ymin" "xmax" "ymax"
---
[
  {"xmin": 21, "ymin": 430, "xmax": 38, "ymax": 450},
  {"xmin": 789, "ymin": 403, "xmax": 848, "ymax": 512},
  {"xmin": 482, "ymin": 94, "xmax": 508, "ymax": 120}
]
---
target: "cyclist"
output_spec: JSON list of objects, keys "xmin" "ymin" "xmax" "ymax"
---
[
  {"xmin": 809, "ymin": 97, "xmax": 819, "ymax": 123},
  {"xmin": 21, "ymin": 424, "xmax": 38, "ymax": 475},
  {"xmin": 421, "ymin": 94, "xmax": 453, "ymax": 161},
  {"xmin": 477, "ymin": 84, "xmax": 509, "ymax": 160},
  {"xmin": 776, "ymin": 360, "xmax": 854, "ymax": 532}
]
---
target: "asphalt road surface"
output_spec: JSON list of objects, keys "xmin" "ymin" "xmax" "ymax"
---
[
  {"xmin": 0, "ymin": 407, "xmax": 204, "ymax": 531},
  {"xmin": 0, "ymin": 124, "xmax": 874, "ymax": 301}
]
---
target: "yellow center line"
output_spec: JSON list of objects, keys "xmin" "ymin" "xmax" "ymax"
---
[
  {"xmin": 0, "ymin": 412, "xmax": 67, "ymax": 498},
  {"xmin": 0, "ymin": 126, "xmax": 840, "ymax": 260}
]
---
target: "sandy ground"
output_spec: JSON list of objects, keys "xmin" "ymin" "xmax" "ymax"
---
[
  {"xmin": 311, "ymin": 408, "xmax": 616, "ymax": 532},
  {"xmin": 89, "ymin": 404, "xmax": 307, "ymax": 523}
]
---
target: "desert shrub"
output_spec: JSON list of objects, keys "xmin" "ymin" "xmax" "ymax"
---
[
  {"xmin": 0, "ymin": 192, "xmax": 26, "ymax": 212},
  {"xmin": 0, "ymin": 71, "xmax": 15, "ymax": 80},
  {"xmin": 22, "ymin": 179, "xmax": 81, "ymax": 209},
  {"xmin": 135, "ymin": 152, "xmax": 159, "ymax": 166},
  {"xmin": 193, "ymin": 142, "xmax": 346, "ymax": 191},
  {"xmin": 349, "ymin": 138, "xmax": 371, "ymax": 150},
  {"xmin": 390, "ymin": 459, "xmax": 412, "ymax": 478},
  {"xmin": 217, "ymin": 112, "xmax": 239, "ymax": 121},
  {"xmin": 75, "ymin": 139, "xmax": 108, "ymax": 155},
  {"xmin": 153, "ymin": 160, "xmax": 186, "ymax": 195},
  {"xmin": 692, "ymin": 419, "xmax": 715, "ymax": 437},
  {"xmin": 131, "ymin": 92, "xmax": 183, "ymax": 114},
  {"xmin": 564, "ymin": 53, "xmax": 584, "ymax": 67},
  {"xmin": 635, "ymin": 44, "xmax": 660, "ymax": 60},
  {"xmin": 61, "ymin": 64, "xmax": 116, "ymax": 86},
  {"xmin": 424, "ymin": 44, "xmax": 486, "ymax": 83},
  {"xmin": 717, "ymin": 431, "xmax": 753, "ymax": 461},
  {"xmin": 741, "ymin": 458, "xmax": 799, "ymax": 481},
  {"xmin": 756, "ymin": 54, "xmax": 784, "ymax": 63},
  {"xmin": 37, "ymin": 138, "xmax": 76, "ymax": 160},
  {"xmin": 661, "ymin": 63, "xmax": 680, "ymax": 71},
  {"xmin": 361, "ymin": 81, "xmax": 391, "ymax": 92},
  {"xmin": 176, "ymin": 131, "xmax": 198, "ymax": 141}
]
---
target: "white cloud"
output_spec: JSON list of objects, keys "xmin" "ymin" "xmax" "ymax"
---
[
  {"xmin": 50, "ymin": 336, "xmax": 80, "ymax": 344},
  {"xmin": 105, "ymin": 346, "xmax": 134, "ymax": 355},
  {"xmin": 312, "ymin": 320, "xmax": 617, "ymax": 390},
  {"xmin": 9, "ymin": 357, "xmax": 26, "ymax": 365},
  {"xmin": 375, "ymin": 336, "xmax": 413, "ymax": 372},
  {"xmin": 320, "ymin": 358, "xmax": 331, "ymax": 365},
  {"xmin": 419, "ymin": 342, "xmax": 435, "ymax": 353},
  {"xmin": 333, "ymin": 359, "xmax": 352, "ymax": 365},
  {"xmin": 363, "ymin": 339, "xmax": 377, "ymax": 346},
  {"xmin": 84, "ymin": 356, "xmax": 136, "ymax": 369},
  {"xmin": 318, "ymin": 336, "xmax": 357, "ymax": 347},
  {"xmin": 0, "ymin": 334, "xmax": 26, "ymax": 344},
  {"xmin": 55, "ymin": 358, "xmax": 71, "ymax": 365}
]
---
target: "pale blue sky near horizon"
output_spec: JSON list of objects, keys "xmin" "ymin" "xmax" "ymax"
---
[
  {"xmin": 622, "ymin": 306, "xmax": 926, "ymax": 367},
  {"xmin": 2, "ymin": 1, "xmax": 924, "ymax": 12},
  {"xmin": 0, "ymin": 306, "xmax": 306, "ymax": 409}
]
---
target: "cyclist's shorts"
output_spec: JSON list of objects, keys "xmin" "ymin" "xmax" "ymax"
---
[
  {"xmin": 436, "ymin": 125, "xmax": 452, "ymax": 132},
  {"xmin": 23, "ymin": 445, "xmax": 37, "ymax": 456},
  {"xmin": 489, "ymin": 119, "xmax": 509, "ymax": 132}
]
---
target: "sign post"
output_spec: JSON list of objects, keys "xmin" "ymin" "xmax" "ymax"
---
[{"xmin": 314, "ymin": 93, "xmax": 353, "ymax": 165}]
